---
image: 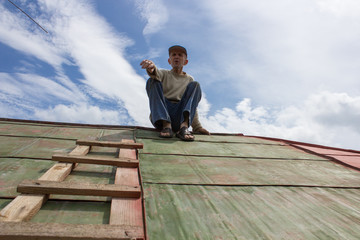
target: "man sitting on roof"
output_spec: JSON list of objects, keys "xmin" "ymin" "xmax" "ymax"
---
[{"xmin": 140, "ymin": 45, "xmax": 210, "ymax": 141}]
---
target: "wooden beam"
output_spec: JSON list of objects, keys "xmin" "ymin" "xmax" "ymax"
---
[
  {"xmin": 0, "ymin": 145, "xmax": 90, "ymax": 222},
  {"xmin": 0, "ymin": 222, "xmax": 144, "ymax": 240},
  {"xmin": 52, "ymin": 154, "xmax": 139, "ymax": 167},
  {"xmin": 66, "ymin": 145, "xmax": 92, "ymax": 156},
  {"xmin": 76, "ymin": 140, "xmax": 143, "ymax": 149},
  {"xmin": 0, "ymin": 195, "xmax": 47, "ymax": 223},
  {"xmin": 17, "ymin": 180, "xmax": 141, "ymax": 198},
  {"xmin": 110, "ymin": 140, "xmax": 145, "ymax": 239}
]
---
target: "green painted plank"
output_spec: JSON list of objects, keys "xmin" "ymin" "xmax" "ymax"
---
[
  {"xmin": 12, "ymin": 138, "xmax": 76, "ymax": 159},
  {"xmin": 0, "ymin": 122, "xmax": 134, "ymax": 141},
  {"xmin": 136, "ymin": 129, "xmax": 280, "ymax": 144},
  {"xmin": 0, "ymin": 136, "xmax": 75, "ymax": 158},
  {"xmin": 143, "ymin": 184, "xmax": 360, "ymax": 240},
  {"xmin": 61, "ymin": 164, "xmax": 115, "ymax": 185},
  {"xmin": 43, "ymin": 127, "xmax": 104, "ymax": 140},
  {"xmin": 47, "ymin": 128, "xmax": 133, "ymax": 140},
  {"xmin": 30, "ymin": 200, "xmax": 111, "ymax": 224},
  {"xmin": 0, "ymin": 126, "xmax": 134, "ymax": 159},
  {"xmin": 139, "ymin": 155, "xmax": 360, "ymax": 187},
  {"xmin": 0, "ymin": 123, "xmax": 103, "ymax": 140},
  {"xmin": 0, "ymin": 123, "xmax": 55, "ymax": 137},
  {"xmin": 99, "ymin": 129, "xmax": 134, "ymax": 141},
  {"xmin": 0, "ymin": 136, "xmax": 38, "ymax": 157},
  {"xmin": 137, "ymin": 138, "xmax": 325, "ymax": 160},
  {"xmin": 0, "ymin": 158, "xmax": 55, "ymax": 197},
  {"xmin": 87, "ymin": 146, "xmax": 120, "ymax": 155}
]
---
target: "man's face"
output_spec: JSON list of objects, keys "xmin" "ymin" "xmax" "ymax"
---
[{"xmin": 168, "ymin": 50, "xmax": 188, "ymax": 69}]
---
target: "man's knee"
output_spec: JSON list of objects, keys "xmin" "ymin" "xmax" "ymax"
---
[
  {"xmin": 146, "ymin": 78, "xmax": 162, "ymax": 92},
  {"xmin": 188, "ymin": 81, "xmax": 202, "ymax": 93},
  {"xmin": 186, "ymin": 81, "xmax": 201, "ymax": 92},
  {"xmin": 146, "ymin": 78, "xmax": 156, "ymax": 88},
  {"xmin": 188, "ymin": 81, "xmax": 200, "ymax": 88}
]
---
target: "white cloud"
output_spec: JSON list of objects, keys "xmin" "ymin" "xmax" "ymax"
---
[
  {"xmin": 0, "ymin": 0, "xmax": 150, "ymax": 126},
  {"xmin": 0, "ymin": 4, "xmax": 68, "ymax": 68},
  {"xmin": 34, "ymin": 103, "xmax": 127, "ymax": 125},
  {"xmin": 235, "ymin": 99, "xmax": 268, "ymax": 122},
  {"xmin": 0, "ymin": 73, "xmax": 23, "ymax": 96},
  {"xmin": 0, "ymin": 71, "xmax": 139, "ymax": 126},
  {"xmin": 317, "ymin": 0, "xmax": 360, "ymax": 17},
  {"xmin": 197, "ymin": 0, "xmax": 360, "ymax": 105},
  {"xmin": 0, "ymin": 100, "xmax": 31, "ymax": 119},
  {"xmin": 197, "ymin": 94, "xmax": 211, "ymax": 118},
  {"xmin": 38, "ymin": 0, "xmax": 150, "ymax": 125},
  {"xmin": 200, "ymin": 91, "xmax": 360, "ymax": 150},
  {"xmin": 0, "ymin": 73, "xmax": 86, "ymax": 103},
  {"xmin": 135, "ymin": 0, "xmax": 169, "ymax": 37},
  {"xmin": 304, "ymin": 92, "xmax": 360, "ymax": 129}
]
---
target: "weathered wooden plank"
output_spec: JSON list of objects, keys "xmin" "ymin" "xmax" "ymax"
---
[
  {"xmin": 0, "ymin": 195, "xmax": 47, "ymax": 222},
  {"xmin": 0, "ymin": 145, "xmax": 90, "ymax": 222},
  {"xmin": 0, "ymin": 222, "xmax": 144, "ymax": 240},
  {"xmin": 68, "ymin": 145, "xmax": 92, "ymax": 156},
  {"xmin": 76, "ymin": 140, "xmax": 143, "ymax": 149},
  {"xmin": 110, "ymin": 140, "xmax": 144, "ymax": 231},
  {"xmin": 110, "ymin": 198, "xmax": 143, "ymax": 227},
  {"xmin": 38, "ymin": 162, "xmax": 75, "ymax": 182},
  {"xmin": 52, "ymin": 154, "xmax": 139, "ymax": 167},
  {"xmin": 18, "ymin": 180, "xmax": 141, "ymax": 198}
]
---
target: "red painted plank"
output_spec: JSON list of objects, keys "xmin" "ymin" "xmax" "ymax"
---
[
  {"xmin": 295, "ymin": 145, "xmax": 360, "ymax": 156},
  {"xmin": 109, "ymin": 139, "xmax": 144, "ymax": 239},
  {"xmin": 333, "ymin": 155, "xmax": 360, "ymax": 169},
  {"xmin": 293, "ymin": 144, "xmax": 360, "ymax": 170}
]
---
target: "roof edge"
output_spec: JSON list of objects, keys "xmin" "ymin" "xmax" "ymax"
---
[{"xmin": 248, "ymin": 135, "xmax": 360, "ymax": 154}]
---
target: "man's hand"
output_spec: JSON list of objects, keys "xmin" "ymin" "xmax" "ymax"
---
[
  {"xmin": 194, "ymin": 127, "xmax": 211, "ymax": 135},
  {"xmin": 140, "ymin": 59, "xmax": 155, "ymax": 73}
]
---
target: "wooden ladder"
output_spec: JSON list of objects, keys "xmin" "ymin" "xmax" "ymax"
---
[{"xmin": 0, "ymin": 139, "xmax": 145, "ymax": 240}]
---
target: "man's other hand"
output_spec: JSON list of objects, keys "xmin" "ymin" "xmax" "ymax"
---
[{"xmin": 140, "ymin": 59, "xmax": 155, "ymax": 73}]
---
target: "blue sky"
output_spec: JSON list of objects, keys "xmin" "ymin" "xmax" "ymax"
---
[{"xmin": 1, "ymin": 0, "xmax": 360, "ymax": 150}]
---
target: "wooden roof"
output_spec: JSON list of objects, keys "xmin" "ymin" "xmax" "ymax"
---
[{"xmin": 0, "ymin": 118, "xmax": 359, "ymax": 239}]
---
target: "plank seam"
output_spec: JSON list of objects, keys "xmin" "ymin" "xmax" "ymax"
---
[
  {"xmin": 139, "ymin": 152, "xmax": 328, "ymax": 161},
  {"xmin": 142, "ymin": 182, "xmax": 360, "ymax": 189}
]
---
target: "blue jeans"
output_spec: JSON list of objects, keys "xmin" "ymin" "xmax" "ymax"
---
[{"xmin": 146, "ymin": 78, "xmax": 202, "ymax": 132}]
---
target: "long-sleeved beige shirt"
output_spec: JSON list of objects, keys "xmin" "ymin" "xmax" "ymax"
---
[{"xmin": 147, "ymin": 67, "xmax": 203, "ymax": 131}]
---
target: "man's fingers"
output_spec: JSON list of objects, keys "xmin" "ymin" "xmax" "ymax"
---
[
  {"xmin": 140, "ymin": 60, "xmax": 147, "ymax": 66},
  {"xmin": 140, "ymin": 61, "xmax": 149, "ymax": 68},
  {"xmin": 141, "ymin": 64, "xmax": 154, "ymax": 70},
  {"xmin": 140, "ymin": 60, "xmax": 152, "ymax": 65},
  {"xmin": 140, "ymin": 60, "xmax": 155, "ymax": 70}
]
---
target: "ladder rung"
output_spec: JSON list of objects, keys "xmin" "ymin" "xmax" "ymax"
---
[
  {"xmin": 52, "ymin": 154, "xmax": 139, "ymax": 167},
  {"xmin": 0, "ymin": 222, "xmax": 144, "ymax": 240},
  {"xmin": 76, "ymin": 140, "xmax": 143, "ymax": 149},
  {"xmin": 17, "ymin": 180, "xmax": 141, "ymax": 198}
]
